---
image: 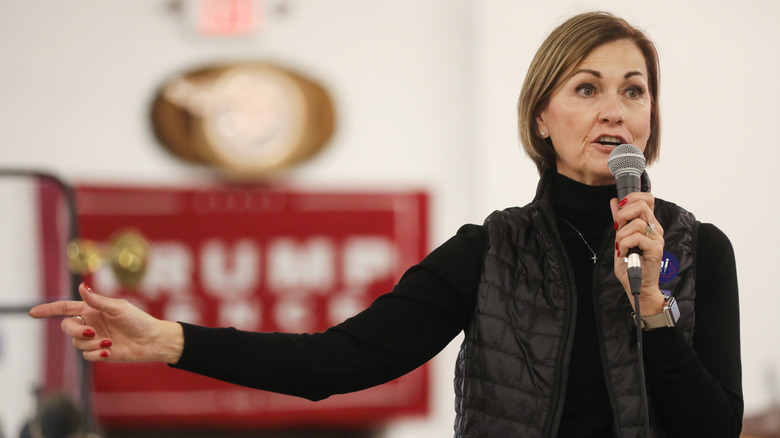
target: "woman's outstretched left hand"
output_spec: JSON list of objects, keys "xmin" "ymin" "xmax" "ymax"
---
[{"xmin": 29, "ymin": 283, "xmax": 184, "ymax": 364}]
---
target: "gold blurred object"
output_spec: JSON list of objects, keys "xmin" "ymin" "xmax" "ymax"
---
[
  {"xmin": 66, "ymin": 229, "xmax": 150, "ymax": 289},
  {"xmin": 151, "ymin": 62, "xmax": 336, "ymax": 179},
  {"xmin": 108, "ymin": 230, "xmax": 150, "ymax": 289},
  {"xmin": 67, "ymin": 240, "xmax": 103, "ymax": 274}
]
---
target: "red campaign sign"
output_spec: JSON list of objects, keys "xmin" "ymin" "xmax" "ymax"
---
[{"xmin": 75, "ymin": 184, "xmax": 429, "ymax": 429}]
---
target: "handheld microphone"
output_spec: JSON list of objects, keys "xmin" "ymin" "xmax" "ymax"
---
[
  {"xmin": 608, "ymin": 143, "xmax": 652, "ymax": 438},
  {"xmin": 608, "ymin": 144, "xmax": 646, "ymax": 295},
  {"xmin": 608, "ymin": 143, "xmax": 646, "ymax": 200}
]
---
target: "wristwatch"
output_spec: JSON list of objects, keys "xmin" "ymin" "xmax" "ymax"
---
[{"xmin": 640, "ymin": 293, "xmax": 680, "ymax": 329}]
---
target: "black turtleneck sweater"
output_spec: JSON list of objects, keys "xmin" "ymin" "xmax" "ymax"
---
[
  {"xmin": 552, "ymin": 175, "xmax": 617, "ymax": 437},
  {"xmin": 174, "ymin": 173, "xmax": 743, "ymax": 437}
]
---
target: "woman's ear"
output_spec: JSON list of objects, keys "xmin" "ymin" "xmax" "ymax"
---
[{"xmin": 535, "ymin": 115, "xmax": 548, "ymax": 139}]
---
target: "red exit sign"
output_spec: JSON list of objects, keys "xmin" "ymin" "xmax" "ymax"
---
[
  {"xmin": 75, "ymin": 184, "xmax": 429, "ymax": 429},
  {"xmin": 186, "ymin": 0, "xmax": 264, "ymax": 36}
]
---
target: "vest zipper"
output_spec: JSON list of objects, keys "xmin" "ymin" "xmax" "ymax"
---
[
  {"xmin": 592, "ymin": 228, "xmax": 624, "ymax": 436},
  {"xmin": 540, "ymin": 206, "xmax": 578, "ymax": 438}
]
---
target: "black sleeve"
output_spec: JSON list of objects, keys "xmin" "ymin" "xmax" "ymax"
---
[
  {"xmin": 643, "ymin": 223, "xmax": 743, "ymax": 436},
  {"xmin": 172, "ymin": 224, "xmax": 486, "ymax": 401}
]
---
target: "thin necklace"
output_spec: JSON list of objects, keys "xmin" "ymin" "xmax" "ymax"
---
[{"xmin": 560, "ymin": 217, "xmax": 598, "ymax": 264}]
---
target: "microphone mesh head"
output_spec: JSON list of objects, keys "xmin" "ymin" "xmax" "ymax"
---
[{"xmin": 608, "ymin": 144, "xmax": 646, "ymax": 177}]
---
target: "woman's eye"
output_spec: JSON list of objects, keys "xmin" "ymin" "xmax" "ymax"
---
[
  {"xmin": 575, "ymin": 84, "xmax": 596, "ymax": 97},
  {"xmin": 625, "ymin": 87, "xmax": 645, "ymax": 99}
]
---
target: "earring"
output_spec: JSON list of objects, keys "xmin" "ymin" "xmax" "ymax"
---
[{"xmin": 540, "ymin": 131, "xmax": 547, "ymax": 137}]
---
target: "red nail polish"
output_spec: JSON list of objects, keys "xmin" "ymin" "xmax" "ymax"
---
[
  {"xmin": 617, "ymin": 250, "xmax": 621, "ymax": 257},
  {"xmin": 100, "ymin": 351, "xmax": 109, "ymax": 358},
  {"xmin": 100, "ymin": 340, "xmax": 113, "ymax": 348},
  {"xmin": 618, "ymin": 198, "xmax": 628, "ymax": 207},
  {"xmin": 613, "ymin": 222, "xmax": 619, "ymax": 231},
  {"xmin": 83, "ymin": 283, "xmax": 94, "ymax": 293},
  {"xmin": 615, "ymin": 242, "xmax": 619, "ymax": 250},
  {"xmin": 83, "ymin": 329, "xmax": 95, "ymax": 337}
]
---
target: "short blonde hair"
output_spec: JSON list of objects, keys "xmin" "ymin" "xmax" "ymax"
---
[{"xmin": 518, "ymin": 11, "xmax": 661, "ymax": 174}]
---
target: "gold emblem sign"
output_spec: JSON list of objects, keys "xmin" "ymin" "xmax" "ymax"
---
[
  {"xmin": 151, "ymin": 63, "xmax": 335, "ymax": 177},
  {"xmin": 68, "ymin": 229, "xmax": 150, "ymax": 289}
]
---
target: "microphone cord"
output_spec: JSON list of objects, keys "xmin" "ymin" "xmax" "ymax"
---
[{"xmin": 628, "ymin": 260, "xmax": 651, "ymax": 438}]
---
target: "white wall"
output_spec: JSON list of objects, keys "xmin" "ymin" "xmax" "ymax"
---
[{"xmin": 1, "ymin": 1, "xmax": 778, "ymax": 437}]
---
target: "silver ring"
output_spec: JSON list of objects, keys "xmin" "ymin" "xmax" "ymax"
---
[
  {"xmin": 74, "ymin": 315, "xmax": 86, "ymax": 325},
  {"xmin": 645, "ymin": 222, "xmax": 656, "ymax": 236}
]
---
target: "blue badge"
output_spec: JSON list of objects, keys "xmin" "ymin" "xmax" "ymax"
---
[{"xmin": 659, "ymin": 252, "xmax": 680, "ymax": 284}]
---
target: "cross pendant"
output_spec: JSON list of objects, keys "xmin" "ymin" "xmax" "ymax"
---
[{"xmin": 591, "ymin": 254, "xmax": 598, "ymax": 264}]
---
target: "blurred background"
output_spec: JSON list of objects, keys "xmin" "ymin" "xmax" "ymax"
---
[{"xmin": 0, "ymin": 0, "xmax": 778, "ymax": 437}]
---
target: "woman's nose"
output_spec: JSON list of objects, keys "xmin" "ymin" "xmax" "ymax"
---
[{"xmin": 599, "ymin": 95, "xmax": 625, "ymax": 125}]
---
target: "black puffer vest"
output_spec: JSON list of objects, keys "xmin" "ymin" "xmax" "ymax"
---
[{"xmin": 454, "ymin": 175, "xmax": 698, "ymax": 438}]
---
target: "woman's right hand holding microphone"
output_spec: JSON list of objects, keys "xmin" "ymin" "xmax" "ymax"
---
[{"xmin": 29, "ymin": 283, "xmax": 184, "ymax": 364}]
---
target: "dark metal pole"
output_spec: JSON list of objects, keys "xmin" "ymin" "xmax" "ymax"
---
[{"xmin": 0, "ymin": 169, "xmax": 96, "ymax": 436}]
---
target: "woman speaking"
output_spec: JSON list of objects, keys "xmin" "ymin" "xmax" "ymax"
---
[{"xmin": 30, "ymin": 11, "xmax": 743, "ymax": 437}]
